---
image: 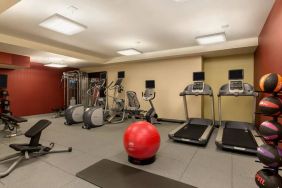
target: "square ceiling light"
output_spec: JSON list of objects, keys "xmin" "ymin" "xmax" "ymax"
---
[
  {"xmin": 117, "ymin": 48, "xmax": 142, "ymax": 56},
  {"xmin": 196, "ymin": 33, "xmax": 226, "ymax": 45},
  {"xmin": 44, "ymin": 63, "xmax": 68, "ymax": 68},
  {"xmin": 39, "ymin": 14, "xmax": 87, "ymax": 35}
]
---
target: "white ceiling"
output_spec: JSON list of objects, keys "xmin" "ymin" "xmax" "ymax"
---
[{"xmin": 0, "ymin": 0, "xmax": 275, "ymax": 65}]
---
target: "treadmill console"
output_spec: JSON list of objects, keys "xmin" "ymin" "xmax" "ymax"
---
[
  {"xmin": 192, "ymin": 72, "xmax": 205, "ymax": 93},
  {"xmin": 228, "ymin": 69, "xmax": 244, "ymax": 93}
]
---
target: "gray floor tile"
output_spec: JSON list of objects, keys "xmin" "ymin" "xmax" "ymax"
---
[
  {"xmin": 60, "ymin": 178, "xmax": 99, "ymax": 188},
  {"xmin": 42, "ymin": 148, "xmax": 102, "ymax": 175},
  {"xmin": 232, "ymin": 153, "xmax": 260, "ymax": 178},
  {"xmin": 181, "ymin": 149, "xmax": 233, "ymax": 188},
  {"xmin": 233, "ymin": 174, "xmax": 257, "ymax": 188},
  {"xmin": 1, "ymin": 160, "xmax": 74, "ymax": 188}
]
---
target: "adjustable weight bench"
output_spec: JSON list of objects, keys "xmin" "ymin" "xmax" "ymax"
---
[
  {"xmin": 0, "ymin": 113, "xmax": 27, "ymax": 138},
  {"xmin": 0, "ymin": 119, "xmax": 72, "ymax": 178}
]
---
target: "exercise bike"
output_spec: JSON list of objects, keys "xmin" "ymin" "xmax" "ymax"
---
[
  {"xmin": 142, "ymin": 80, "xmax": 160, "ymax": 124},
  {"xmin": 106, "ymin": 71, "xmax": 126, "ymax": 124}
]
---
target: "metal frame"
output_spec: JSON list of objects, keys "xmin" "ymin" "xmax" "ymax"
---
[
  {"xmin": 0, "ymin": 146, "xmax": 71, "ymax": 178},
  {"xmin": 215, "ymin": 83, "xmax": 264, "ymax": 153},
  {"xmin": 62, "ymin": 70, "xmax": 89, "ymax": 107},
  {"xmin": 169, "ymin": 83, "xmax": 215, "ymax": 145}
]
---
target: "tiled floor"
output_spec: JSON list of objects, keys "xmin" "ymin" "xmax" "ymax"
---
[{"xmin": 0, "ymin": 114, "xmax": 262, "ymax": 188}]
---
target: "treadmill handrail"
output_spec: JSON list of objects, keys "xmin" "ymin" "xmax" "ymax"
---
[
  {"xmin": 182, "ymin": 83, "xmax": 215, "ymax": 125},
  {"xmin": 180, "ymin": 84, "xmax": 213, "ymax": 96},
  {"xmin": 218, "ymin": 83, "xmax": 257, "ymax": 126}
]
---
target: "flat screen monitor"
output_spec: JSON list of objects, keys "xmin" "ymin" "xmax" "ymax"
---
[
  {"xmin": 0, "ymin": 74, "xmax": 8, "ymax": 88},
  {"xmin": 118, "ymin": 71, "xmax": 125, "ymax": 78},
  {"xmin": 229, "ymin": 69, "xmax": 244, "ymax": 80},
  {"xmin": 193, "ymin": 72, "xmax": 205, "ymax": 81},
  {"xmin": 146, "ymin": 80, "xmax": 155, "ymax": 89}
]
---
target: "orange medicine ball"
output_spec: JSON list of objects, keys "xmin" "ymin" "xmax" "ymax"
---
[{"xmin": 259, "ymin": 73, "xmax": 282, "ymax": 93}]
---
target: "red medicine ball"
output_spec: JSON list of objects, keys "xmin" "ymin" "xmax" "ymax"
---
[
  {"xmin": 123, "ymin": 121, "xmax": 160, "ymax": 160},
  {"xmin": 259, "ymin": 120, "xmax": 282, "ymax": 141},
  {"xmin": 259, "ymin": 96, "xmax": 282, "ymax": 116},
  {"xmin": 259, "ymin": 73, "xmax": 282, "ymax": 93}
]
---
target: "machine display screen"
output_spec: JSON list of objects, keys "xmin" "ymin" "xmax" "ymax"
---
[
  {"xmin": 146, "ymin": 80, "xmax": 155, "ymax": 89},
  {"xmin": 193, "ymin": 72, "xmax": 205, "ymax": 81},
  {"xmin": 0, "ymin": 74, "xmax": 8, "ymax": 88},
  {"xmin": 229, "ymin": 69, "xmax": 244, "ymax": 80},
  {"xmin": 100, "ymin": 72, "xmax": 107, "ymax": 79},
  {"xmin": 118, "ymin": 71, "xmax": 125, "ymax": 78}
]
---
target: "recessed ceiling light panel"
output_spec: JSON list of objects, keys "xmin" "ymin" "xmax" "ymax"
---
[
  {"xmin": 117, "ymin": 48, "xmax": 142, "ymax": 56},
  {"xmin": 44, "ymin": 63, "xmax": 68, "ymax": 68},
  {"xmin": 196, "ymin": 33, "xmax": 226, "ymax": 45},
  {"xmin": 39, "ymin": 14, "xmax": 87, "ymax": 35}
]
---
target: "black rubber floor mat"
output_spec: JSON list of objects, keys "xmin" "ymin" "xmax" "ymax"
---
[
  {"xmin": 222, "ymin": 128, "xmax": 257, "ymax": 150},
  {"xmin": 174, "ymin": 124, "xmax": 208, "ymax": 140},
  {"xmin": 76, "ymin": 159, "xmax": 196, "ymax": 188}
]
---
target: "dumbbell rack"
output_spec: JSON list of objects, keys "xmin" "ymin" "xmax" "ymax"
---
[
  {"xmin": 256, "ymin": 91, "xmax": 282, "ymax": 182},
  {"xmin": 0, "ymin": 89, "xmax": 11, "ymax": 115}
]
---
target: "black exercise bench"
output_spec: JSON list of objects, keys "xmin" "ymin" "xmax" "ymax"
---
[
  {"xmin": 0, "ymin": 119, "xmax": 72, "ymax": 178},
  {"xmin": 0, "ymin": 113, "xmax": 27, "ymax": 138}
]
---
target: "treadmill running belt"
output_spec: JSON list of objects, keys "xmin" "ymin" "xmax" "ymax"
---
[
  {"xmin": 222, "ymin": 128, "xmax": 257, "ymax": 150},
  {"xmin": 174, "ymin": 124, "xmax": 208, "ymax": 140}
]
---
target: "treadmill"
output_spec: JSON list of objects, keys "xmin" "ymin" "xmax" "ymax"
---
[
  {"xmin": 168, "ymin": 72, "xmax": 215, "ymax": 145},
  {"xmin": 215, "ymin": 69, "xmax": 264, "ymax": 154}
]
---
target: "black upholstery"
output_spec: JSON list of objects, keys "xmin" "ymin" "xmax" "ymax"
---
[
  {"xmin": 9, "ymin": 120, "xmax": 51, "ymax": 152},
  {"xmin": 0, "ymin": 113, "xmax": 27, "ymax": 123},
  {"xmin": 25, "ymin": 119, "xmax": 51, "ymax": 138},
  {"xmin": 9, "ymin": 144, "xmax": 42, "ymax": 152}
]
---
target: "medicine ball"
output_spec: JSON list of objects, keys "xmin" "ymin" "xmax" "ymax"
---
[
  {"xmin": 259, "ymin": 96, "xmax": 282, "ymax": 116},
  {"xmin": 255, "ymin": 169, "xmax": 282, "ymax": 188},
  {"xmin": 123, "ymin": 121, "xmax": 160, "ymax": 165},
  {"xmin": 257, "ymin": 144, "xmax": 282, "ymax": 168},
  {"xmin": 260, "ymin": 73, "xmax": 282, "ymax": 93},
  {"xmin": 259, "ymin": 120, "xmax": 282, "ymax": 141}
]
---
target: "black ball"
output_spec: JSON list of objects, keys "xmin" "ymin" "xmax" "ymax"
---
[
  {"xmin": 259, "ymin": 96, "xmax": 282, "ymax": 116},
  {"xmin": 255, "ymin": 169, "xmax": 282, "ymax": 188},
  {"xmin": 257, "ymin": 144, "xmax": 282, "ymax": 168},
  {"xmin": 259, "ymin": 120, "xmax": 282, "ymax": 141},
  {"xmin": 259, "ymin": 73, "xmax": 282, "ymax": 93}
]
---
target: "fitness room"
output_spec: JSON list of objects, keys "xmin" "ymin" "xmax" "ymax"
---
[{"xmin": 0, "ymin": 0, "xmax": 281, "ymax": 188}]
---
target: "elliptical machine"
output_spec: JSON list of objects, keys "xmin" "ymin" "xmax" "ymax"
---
[
  {"xmin": 106, "ymin": 71, "xmax": 126, "ymax": 123},
  {"xmin": 82, "ymin": 75, "xmax": 106, "ymax": 129},
  {"xmin": 143, "ymin": 80, "xmax": 160, "ymax": 124}
]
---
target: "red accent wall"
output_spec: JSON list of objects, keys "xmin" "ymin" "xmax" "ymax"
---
[
  {"xmin": 0, "ymin": 62, "xmax": 73, "ymax": 116},
  {"xmin": 254, "ymin": 0, "xmax": 282, "ymax": 124}
]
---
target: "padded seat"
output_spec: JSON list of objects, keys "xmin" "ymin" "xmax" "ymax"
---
[
  {"xmin": 0, "ymin": 113, "xmax": 27, "ymax": 123},
  {"xmin": 9, "ymin": 144, "xmax": 42, "ymax": 152}
]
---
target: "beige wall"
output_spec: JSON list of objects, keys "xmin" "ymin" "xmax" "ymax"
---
[
  {"xmin": 81, "ymin": 56, "xmax": 203, "ymax": 120},
  {"xmin": 203, "ymin": 54, "xmax": 254, "ymax": 122}
]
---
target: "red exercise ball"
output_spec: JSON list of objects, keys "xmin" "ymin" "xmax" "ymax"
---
[{"xmin": 123, "ymin": 121, "xmax": 160, "ymax": 165}]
